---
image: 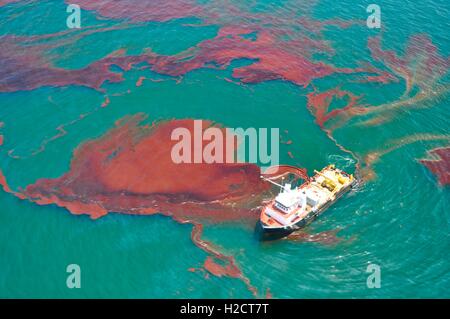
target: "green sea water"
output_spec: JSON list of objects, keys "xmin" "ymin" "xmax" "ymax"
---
[{"xmin": 0, "ymin": 0, "xmax": 449, "ymax": 298}]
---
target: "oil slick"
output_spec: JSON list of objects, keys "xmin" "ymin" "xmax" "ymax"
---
[
  {"xmin": 0, "ymin": 114, "xmax": 314, "ymax": 297},
  {"xmin": 420, "ymin": 147, "xmax": 450, "ymax": 185},
  {"xmin": 0, "ymin": 0, "xmax": 449, "ymax": 298}
]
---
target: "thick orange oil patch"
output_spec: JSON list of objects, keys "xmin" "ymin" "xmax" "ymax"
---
[{"xmin": 23, "ymin": 114, "xmax": 271, "ymax": 221}]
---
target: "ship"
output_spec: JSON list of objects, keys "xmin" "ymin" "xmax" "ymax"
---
[{"xmin": 259, "ymin": 164, "xmax": 356, "ymax": 238}]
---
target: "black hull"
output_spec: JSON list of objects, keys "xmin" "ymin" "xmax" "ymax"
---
[{"xmin": 256, "ymin": 221, "xmax": 294, "ymax": 241}]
